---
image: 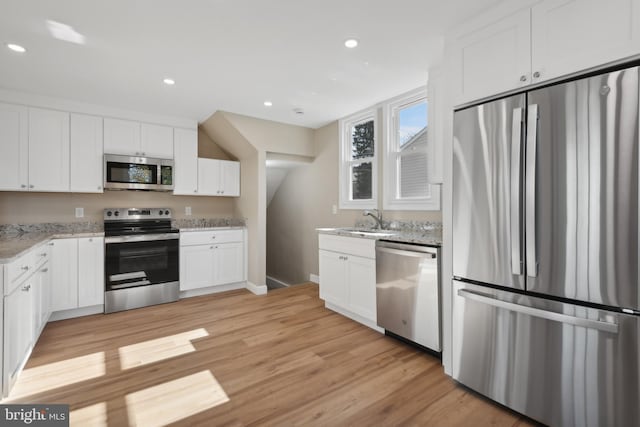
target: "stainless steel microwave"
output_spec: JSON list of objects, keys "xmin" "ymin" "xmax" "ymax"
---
[{"xmin": 104, "ymin": 154, "xmax": 174, "ymax": 191}]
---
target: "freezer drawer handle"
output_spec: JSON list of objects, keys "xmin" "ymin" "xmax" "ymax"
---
[
  {"xmin": 376, "ymin": 247, "xmax": 436, "ymax": 259},
  {"xmin": 510, "ymin": 107, "xmax": 523, "ymax": 276},
  {"xmin": 457, "ymin": 289, "xmax": 618, "ymax": 334}
]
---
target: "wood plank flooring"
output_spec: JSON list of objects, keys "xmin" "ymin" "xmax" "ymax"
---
[{"xmin": 5, "ymin": 283, "xmax": 537, "ymax": 427}]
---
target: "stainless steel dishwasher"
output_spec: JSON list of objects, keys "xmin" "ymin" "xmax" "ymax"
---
[{"xmin": 376, "ymin": 241, "xmax": 440, "ymax": 352}]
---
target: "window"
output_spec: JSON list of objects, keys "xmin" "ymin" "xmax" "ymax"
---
[
  {"xmin": 339, "ymin": 110, "xmax": 377, "ymax": 209},
  {"xmin": 383, "ymin": 88, "xmax": 440, "ymax": 210}
]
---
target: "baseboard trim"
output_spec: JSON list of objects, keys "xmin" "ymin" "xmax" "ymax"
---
[
  {"xmin": 49, "ymin": 305, "xmax": 104, "ymax": 321},
  {"xmin": 324, "ymin": 302, "xmax": 384, "ymax": 333},
  {"xmin": 266, "ymin": 276, "xmax": 290, "ymax": 289},
  {"xmin": 246, "ymin": 281, "xmax": 268, "ymax": 295},
  {"xmin": 180, "ymin": 282, "xmax": 245, "ymax": 299},
  {"xmin": 309, "ymin": 273, "xmax": 320, "ymax": 284}
]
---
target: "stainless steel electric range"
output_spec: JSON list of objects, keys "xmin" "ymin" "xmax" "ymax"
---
[{"xmin": 104, "ymin": 208, "xmax": 179, "ymax": 313}]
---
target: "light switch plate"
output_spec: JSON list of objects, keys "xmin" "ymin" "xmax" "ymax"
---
[
  {"xmin": 185, "ymin": 206, "xmax": 192, "ymax": 216},
  {"xmin": 332, "ymin": 204, "xmax": 337, "ymax": 215},
  {"xmin": 75, "ymin": 207, "xmax": 84, "ymax": 218}
]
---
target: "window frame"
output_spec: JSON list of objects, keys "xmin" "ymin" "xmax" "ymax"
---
[
  {"xmin": 338, "ymin": 108, "xmax": 378, "ymax": 210},
  {"xmin": 382, "ymin": 87, "xmax": 440, "ymax": 211}
]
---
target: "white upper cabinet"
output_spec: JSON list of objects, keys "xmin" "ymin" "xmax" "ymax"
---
[
  {"xmin": 531, "ymin": 0, "xmax": 640, "ymax": 83},
  {"xmin": 0, "ymin": 103, "xmax": 28, "ymax": 191},
  {"xmin": 173, "ymin": 128, "xmax": 198, "ymax": 195},
  {"xmin": 451, "ymin": 9, "xmax": 531, "ymax": 105},
  {"xmin": 450, "ymin": 0, "xmax": 640, "ymax": 105},
  {"xmin": 197, "ymin": 158, "xmax": 241, "ymax": 197},
  {"xmin": 103, "ymin": 118, "xmax": 141, "ymax": 156},
  {"xmin": 70, "ymin": 113, "xmax": 103, "ymax": 193},
  {"xmin": 104, "ymin": 118, "xmax": 174, "ymax": 158},
  {"xmin": 28, "ymin": 108, "xmax": 70, "ymax": 192},
  {"xmin": 219, "ymin": 160, "xmax": 240, "ymax": 197},
  {"xmin": 141, "ymin": 123, "xmax": 174, "ymax": 158}
]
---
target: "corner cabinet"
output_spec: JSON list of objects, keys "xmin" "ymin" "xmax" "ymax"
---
[
  {"xmin": 179, "ymin": 229, "xmax": 246, "ymax": 292},
  {"xmin": 450, "ymin": 0, "xmax": 640, "ymax": 105},
  {"xmin": 318, "ymin": 234, "xmax": 378, "ymax": 330},
  {"xmin": 173, "ymin": 128, "xmax": 199, "ymax": 195}
]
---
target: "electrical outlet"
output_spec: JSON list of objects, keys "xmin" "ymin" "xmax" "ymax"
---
[
  {"xmin": 332, "ymin": 204, "xmax": 338, "ymax": 215},
  {"xmin": 75, "ymin": 207, "xmax": 84, "ymax": 218},
  {"xmin": 185, "ymin": 206, "xmax": 192, "ymax": 216}
]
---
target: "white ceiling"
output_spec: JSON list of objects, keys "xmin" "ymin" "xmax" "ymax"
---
[{"xmin": 0, "ymin": 0, "xmax": 500, "ymax": 128}]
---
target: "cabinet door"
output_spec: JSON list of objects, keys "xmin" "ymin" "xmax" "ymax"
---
[
  {"xmin": 319, "ymin": 250, "xmax": 347, "ymax": 306},
  {"xmin": 451, "ymin": 9, "xmax": 531, "ymax": 105},
  {"xmin": 346, "ymin": 255, "xmax": 376, "ymax": 322},
  {"xmin": 531, "ymin": 0, "xmax": 640, "ymax": 83},
  {"xmin": 179, "ymin": 245, "xmax": 215, "ymax": 290},
  {"xmin": 78, "ymin": 237, "xmax": 104, "ymax": 307},
  {"xmin": 28, "ymin": 108, "xmax": 70, "ymax": 192},
  {"xmin": 4, "ymin": 282, "xmax": 33, "ymax": 389},
  {"xmin": 213, "ymin": 242, "xmax": 244, "ymax": 285},
  {"xmin": 50, "ymin": 239, "xmax": 79, "ymax": 311},
  {"xmin": 173, "ymin": 128, "xmax": 199, "ymax": 195},
  {"xmin": 197, "ymin": 158, "xmax": 221, "ymax": 196},
  {"xmin": 141, "ymin": 123, "xmax": 174, "ymax": 158},
  {"xmin": 37, "ymin": 263, "xmax": 51, "ymax": 327},
  {"xmin": 70, "ymin": 113, "xmax": 104, "ymax": 193},
  {"xmin": 219, "ymin": 160, "xmax": 240, "ymax": 196},
  {"xmin": 0, "ymin": 103, "xmax": 28, "ymax": 191},
  {"xmin": 103, "ymin": 118, "xmax": 141, "ymax": 155}
]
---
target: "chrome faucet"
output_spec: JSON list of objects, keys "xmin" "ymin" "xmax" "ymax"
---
[{"xmin": 363, "ymin": 209, "xmax": 383, "ymax": 229}]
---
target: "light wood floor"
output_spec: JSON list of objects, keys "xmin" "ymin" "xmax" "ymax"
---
[{"xmin": 6, "ymin": 283, "xmax": 537, "ymax": 427}]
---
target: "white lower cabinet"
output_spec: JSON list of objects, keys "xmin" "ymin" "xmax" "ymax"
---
[
  {"xmin": 318, "ymin": 234, "xmax": 377, "ymax": 328},
  {"xmin": 179, "ymin": 229, "xmax": 246, "ymax": 291},
  {"xmin": 51, "ymin": 237, "xmax": 104, "ymax": 311}
]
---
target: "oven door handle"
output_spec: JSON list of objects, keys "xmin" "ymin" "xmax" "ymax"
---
[{"xmin": 105, "ymin": 233, "xmax": 179, "ymax": 244}]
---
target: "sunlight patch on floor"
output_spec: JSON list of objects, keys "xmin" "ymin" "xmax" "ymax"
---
[
  {"xmin": 9, "ymin": 352, "xmax": 106, "ymax": 399},
  {"xmin": 118, "ymin": 328, "xmax": 209, "ymax": 370},
  {"xmin": 125, "ymin": 370, "xmax": 229, "ymax": 427},
  {"xmin": 70, "ymin": 402, "xmax": 107, "ymax": 427}
]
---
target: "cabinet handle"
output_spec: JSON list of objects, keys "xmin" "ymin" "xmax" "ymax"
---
[
  {"xmin": 40, "ymin": 268, "xmax": 48, "ymax": 273},
  {"xmin": 22, "ymin": 284, "xmax": 30, "ymax": 292},
  {"xmin": 211, "ymin": 236, "xmax": 216, "ymax": 239},
  {"xmin": 210, "ymin": 246, "xmax": 214, "ymax": 249},
  {"xmin": 215, "ymin": 245, "xmax": 219, "ymax": 249},
  {"xmin": 21, "ymin": 184, "xmax": 26, "ymax": 188},
  {"xmin": 141, "ymin": 152, "xmax": 146, "ymax": 156},
  {"xmin": 194, "ymin": 189, "xmax": 198, "ymax": 193},
  {"xmin": 135, "ymin": 152, "xmax": 140, "ymax": 155},
  {"xmin": 39, "ymin": 253, "xmax": 47, "ymax": 257},
  {"xmin": 49, "ymin": 242, "xmax": 54, "ymax": 246},
  {"xmin": 221, "ymin": 191, "xmax": 225, "ymax": 194},
  {"xmin": 520, "ymin": 75, "xmax": 527, "ymax": 82},
  {"xmin": 29, "ymin": 184, "xmax": 34, "ymax": 189},
  {"xmin": 89, "ymin": 238, "xmax": 93, "ymax": 242},
  {"xmin": 98, "ymin": 185, "xmax": 102, "ymax": 190},
  {"xmin": 533, "ymin": 71, "xmax": 541, "ymax": 79},
  {"xmin": 21, "ymin": 266, "xmax": 29, "ymax": 271}
]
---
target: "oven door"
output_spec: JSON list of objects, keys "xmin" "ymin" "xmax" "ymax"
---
[{"xmin": 105, "ymin": 235, "xmax": 179, "ymax": 291}]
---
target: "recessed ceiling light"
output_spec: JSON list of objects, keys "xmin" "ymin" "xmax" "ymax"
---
[
  {"xmin": 263, "ymin": 101, "xmax": 273, "ymax": 107},
  {"xmin": 7, "ymin": 43, "xmax": 26, "ymax": 53},
  {"xmin": 344, "ymin": 39, "xmax": 358, "ymax": 48},
  {"xmin": 163, "ymin": 78, "xmax": 175, "ymax": 85}
]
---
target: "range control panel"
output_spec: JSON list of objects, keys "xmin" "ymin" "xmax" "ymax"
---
[{"xmin": 104, "ymin": 208, "xmax": 172, "ymax": 220}]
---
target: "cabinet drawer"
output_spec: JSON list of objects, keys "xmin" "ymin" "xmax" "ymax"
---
[
  {"xmin": 180, "ymin": 229, "xmax": 243, "ymax": 246},
  {"xmin": 32, "ymin": 243, "xmax": 51, "ymax": 269},
  {"xmin": 5, "ymin": 251, "xmax": 35, "ymax": 295},
  {"xmin": 319, "ymin": 234, "xmax": 375, "ymax": 259}
]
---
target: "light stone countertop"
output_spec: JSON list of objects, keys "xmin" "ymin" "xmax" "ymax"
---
[
  {"xmin": 178, "ymin": 226, "xmax": 246, "ymax": 232},
  {"xmin": 0, "ymin": 231, "xmax": 104, "ymax": 264},
  {"xmin": 317, "ymin": 227, "xmax": 442, "ymax": 247}
]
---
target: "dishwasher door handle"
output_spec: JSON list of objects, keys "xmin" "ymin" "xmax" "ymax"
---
[{"xmin": 376, "ymin": 247, "xmax": 436, "ymax": 259}]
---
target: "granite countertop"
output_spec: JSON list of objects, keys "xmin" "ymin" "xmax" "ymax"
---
[
  {"xmin": 173, "ymin": 217, "xmax": 246, "ymax": 232},
  {"xmin": 0, "ymin": 222, "xmax": 104, "ymax": 264},
  {"xmin": 317, "ymin": 219, "xmax": 442, "ymax": 247}
]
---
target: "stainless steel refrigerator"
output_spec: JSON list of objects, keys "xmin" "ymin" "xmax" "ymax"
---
[{"xmin": 452, "ymin": 65, "xmax": 639, "ymax": 426}]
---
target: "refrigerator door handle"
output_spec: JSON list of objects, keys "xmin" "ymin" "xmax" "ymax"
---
[
  {"xmin": 457, "ymin": 289, "xmax": 619, "ymax": 334},
  {"xmin": 510, "ymin": 107, "xmax": 523, "ymax": 275},
  {"xmin": 526, "ymin": 104, "xmax": 539, "ymax": 277}
]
